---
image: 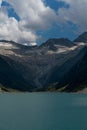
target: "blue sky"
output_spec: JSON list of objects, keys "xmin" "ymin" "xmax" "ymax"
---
[
  {"xmin": 45, "ymin": 0, "xmax": 69, "ymax": 11},
  {"xmin": 0, "ymin": 0, "xmax": 86, "ymax": 45},
  {"xmin": 1, "ymin": 1, "xmax": 20, "ymax": 21},
  {"xmin": 38, "ymin": 0, "xmax": 78, "ymax": 42}
]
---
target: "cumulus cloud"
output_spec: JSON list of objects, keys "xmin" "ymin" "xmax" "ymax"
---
[
  {"xmin": 1, "ymin": 0, "xmax": 87, "ymax": 45},
  {"xmin": 0, "ymin": 10, "xmax": 37, "ymax": 45},
  {"xmin": 0, "ymin": 0, "xmax": 2, "ymax": 6},
  {"xmin": 6, "ymin": 0, "xmax": 57, "ymax": 30},
  {"xmin": 57, "ymin": 0, "xmax": 87, "ymax": 32},
  {"xmin": 0, "ymin": 0, "xmax": 57, "ymax": 45}
]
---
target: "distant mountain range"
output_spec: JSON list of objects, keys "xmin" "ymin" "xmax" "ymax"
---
[{"xmin": 0, "ymin": 32, "xmax": 87, "ymax": 92}]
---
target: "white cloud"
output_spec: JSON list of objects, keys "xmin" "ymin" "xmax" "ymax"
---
[
  {"xmin": 0, "ymin": 9, "xmax": 37, "ymax": 45},
  {"xmin": 6, "ymin": 0, "xmax": 57, "ymax": 30},
  {"xmin": 57, "ymin": 0, "xmax": 87, "ymax": 32},
  {"xmin": 0, "ymin": 0, "xmax": 57, "ymax": 45},
  {"xmin": 0, "ymin": 0, "xmax": 2, "ymax": 6},
  {"xmin": 1, "ymin": 0, "xmax": 87, "ymax": 45}
]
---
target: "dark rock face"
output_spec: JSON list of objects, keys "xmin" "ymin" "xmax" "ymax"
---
[
  {"xmin": 64, "ymin": 48, "xmax": 87, "ymax": 92},
  {"xmin": 0, "ymin": 34, "xmax": 87, "ymax": 92},
  {"xmin": 53, "ymin": 47, "xmax": 87, "ymax": 92},
  {"xmin": 74, "ymin": 32, "xmax": 87, "ymax": 43},
  {"xmin": 41, "ymin": 38, "xmax": 74, "ymax": 48},
  {"xmin": 0, "ymin": 55, "xmax": 33, "ymax": 91}
]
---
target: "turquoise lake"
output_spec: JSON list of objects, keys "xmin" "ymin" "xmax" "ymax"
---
[{"xmin": 0, "ymin": 92, "xmax": 87, "ymax": 130}]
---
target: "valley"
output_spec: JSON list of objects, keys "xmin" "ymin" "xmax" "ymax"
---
[{"xmin": 0, "ymin": 32, "xmax": 87, "ymax": 92}]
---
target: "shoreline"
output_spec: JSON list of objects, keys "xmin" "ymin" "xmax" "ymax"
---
[
  {"xmin": 0, "ymin": 86, "xmax": 87, "ymax": 94},
  {"xmin": 0, "ymin": 89, "xmax": 87, "ymax": 94}
]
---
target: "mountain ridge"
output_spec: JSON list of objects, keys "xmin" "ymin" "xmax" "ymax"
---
[
  {"xmin": 0, "ymin": 32, "xmax": 87, "ymax": 92},
  {"xmin": 74, "ymin": 32, "xmax": 87, "ymax": 43}
]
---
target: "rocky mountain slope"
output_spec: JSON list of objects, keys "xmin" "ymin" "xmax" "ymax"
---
[
  {"xmin": 0, "ymin": 32, "xmax": 87, "ymax": 92},
  {"xmin": 74, "ymin": 32, "xmax": 87, "ymax": 43}
]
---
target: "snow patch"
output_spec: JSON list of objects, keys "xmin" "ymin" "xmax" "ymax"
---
[
  {"xmin": 47, "ymin": 42, "xmax": 87, "ymax": 55},
  {"xmin": 0, "ymin": 42, "xmax": 18, "ymax": 49}
]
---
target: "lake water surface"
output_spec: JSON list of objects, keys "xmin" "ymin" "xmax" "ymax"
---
[{"xmin": 0, "ymin": 92, "xmax": 87, "ymax": 130}]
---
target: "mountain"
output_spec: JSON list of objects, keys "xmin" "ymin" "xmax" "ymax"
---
[
  {"xmin": 51, "ymin": 46, "xmax": 87, "ymax": 92},
  {"xmin": 0, "ymin": 34, "xmax": 87, "ymax": 92},
  {"xmin": 74, "ymin": 32, "xmax": 87, "ymax": 43},
  {"xmin": 41, "ymin": 38, "xmax": 74, "ymax": 47}
]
